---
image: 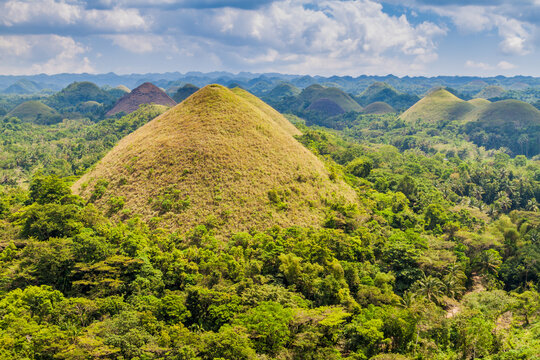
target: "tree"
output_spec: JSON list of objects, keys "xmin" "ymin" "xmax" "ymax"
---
[
  {"xmin": 235, "ymin": 301, "xmax": 293, "ymax": 354},
  {"xmin": 411, "ymin": 273, "xmax": 445, "ymax": 304}
]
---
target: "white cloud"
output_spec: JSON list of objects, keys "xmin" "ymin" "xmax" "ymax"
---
[
  {"xmin": 173, "ymin": 0, "xmax": 446, "ymax": 75},
  {"xmin": 104, "ymin": 34, "xmax": 168, "ymax": 53},
  {"xmin": 415, "ymin": 4, "xmax": 534, "ymax": 56},
  {"xmin": 0, "ymin": 35, "xmax": 95, "ymax": 74},
  {"xmin": 465, "ymin": 59, "xmax": 516, "ymax": 71},
  {"xmin": 497, "ymin": 60, "xmax": 516, "ymax": 69},
  {"xmin": 0, "ymin": 0, "xmax": 148, "ymax": 33},
  {"xmin": 465, "ymin": 60, "xmax": 493, "ymax": 70}
]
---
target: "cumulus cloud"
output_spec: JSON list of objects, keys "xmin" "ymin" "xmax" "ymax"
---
[
  {"xmin": 0, "ymin": 0, "xmax": 149, "ymax": 33},
  {"xmin": 163, "ymin": 0, "xmax": 446, "ymax": 74},
  {"xmin": 390, "ymin": 1, "xmax": 537, "ymax": 56},
  {"xmin": 104, "ymin": 34, "xmax": 172, "ymax": 53},
  {"xmin": 0, "ymin": 35, "xmax": 94, "ymax": 74}
]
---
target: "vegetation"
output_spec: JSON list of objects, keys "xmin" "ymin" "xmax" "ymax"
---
[{"xmin": 0, "ymin": 81, "xmax": 538, "ymax": 359}]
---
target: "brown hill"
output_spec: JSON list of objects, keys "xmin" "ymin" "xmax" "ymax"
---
[
  {"xmin": 106, "ymin": 82, "xmax": 176, "ymax": 116},
  {"xmin": 74, "ymin": 85, "xmax": 358, "ymax": 234}
]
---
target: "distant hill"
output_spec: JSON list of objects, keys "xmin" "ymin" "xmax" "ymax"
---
[
  {"xmin": 6, "ymin": 100, "xmax": 61, "ymax": 124},
  {"xmin": 2, "ymin": 79, "xmax": 42, "ymax": 94},
  {"xmin": 362, "ymin": 101, "xmax": 395, "ymax": 114},
  {"xmin": 298, "ymin": 84, "xmax": 362, "ymax": 113},
  {"xmin": 265, "ymin": 82, "xmax": 301, "ymax": 100},
  {"xmin": 467, "ymin": 98, "xmax": 491, "ymax": 107},
  {"xmin": 47, "ymin": 81, "xmax": 118, "ymax": 109},
  {"xmin": 465, "ymin": 99, "xmax": 540, "ymax": 156},
  {"xmin": 400, "ymin": 88, "xmax": 475, "ymax": 125},
  {"xmin": 355, "ymin": 82, "xmax": 419, "ymax": 110},
  {"xmin": 172, "ymin": 84, "xmax": 199, "ymax": 103},
  {"xmin": 476, "ymin": 85, "xmax": 506, "ymax": 99},
  {"xmin": 74, "ymin": 85, "xmax": 357, "ymax": 234},
  {"xmin": 106, "ymin": 82, "xmax": 176, "ymax": 116}
]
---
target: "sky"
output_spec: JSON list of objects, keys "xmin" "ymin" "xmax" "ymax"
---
[{"xmin": 0, "ymin": 0, "xmax": 539, "ymax": 77}]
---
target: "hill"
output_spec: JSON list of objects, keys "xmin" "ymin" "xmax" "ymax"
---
[
  {"xmin": 2, "ymin": 79, "xmax": 42, "ymax": 94},
  {"xmin": 6, "ymin": 100, "xmax": 61, "ymax": 124},
  {"xmin": 476, "ymin": 85, "xmax": 506, "ymax": 99},
  {"xmin": 172, "ymin": 84, "xmax": 200, "ymax": 103},
  {"xmin": 47, "ymin": 81, "xmax": 117, "ymax": 109},
  {"xmin": 298, "ymin": 84, "xmax": 362, "ymax": 113},
  {"xmin": 362, "ymin": 101, "xmax": 395, "ymax": 114},
  {"xmin": 400, "ymin": 88, "xmax": 475, "ymax": 125},
  {"xmin": 467, "ymin": 98, "xmax": 491, "ymax": 107},
  {"xmin": 355, "ymin": 82, "xmax": 419, "ymax": 109},
  {"xmin": 265, "ymin": 82, "xmax": 301, "ymax": 100},
  {"xmin": 74, "ymin": 85, "xmax": 357, "ymax": 233},
  {"xmin": 106, "ymin": 82, "xmax": 176, "ymax": 116},
  {"xmin": 465, "ymin": 99, "xmax": 540, "ymax": 155}
]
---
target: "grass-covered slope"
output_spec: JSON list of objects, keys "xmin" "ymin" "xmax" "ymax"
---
[
  {"xmin": 298, "ymin": 84, "xmax": 362, "ymax": 113},
  {"xmin": 355, "ymin": 82, "xmax": 419, "ymax": 109},
  {"xmin": 400, "ymin": 88, "xmax": 475, "ymax": 125},
  {"xmin": 476, "ymin": 85, "xmax": 506, "ymax": 99},
  {"xmin": 74, "ymin": 85, "xmax": 357, "ymax": 233},
  {"xmin": 47, "ymin": 81, "xmax": 117, "ymax": 109},
  {"xmin": 266, "ymin": 82, "xmax": 301, "ymax": 100},
  {"xmin": 465, "ymin": 100, "xmax": 540, "ymax": 155},
  {"xmin": 106, "ymin": 82, "xmax": 176, "ymax": 116},
  {"xmin": 172, "ymin": 84, "xmax": 199, "ymax": 103},
  {"xmin": 6, "ymin": 100, "xmax": 60, "ymax": 124},
  {"xmin": 362, "ymin": 101, "xmax": 395, "ymax": 114}
]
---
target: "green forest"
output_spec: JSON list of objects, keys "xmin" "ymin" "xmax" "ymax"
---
[{"xmin": 0, "ymin": 80, "xmax": 539, "ymax": 360}]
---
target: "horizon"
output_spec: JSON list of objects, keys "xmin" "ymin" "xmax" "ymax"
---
[{"xmin": 1, "ymin": 0, "xmax": 539, "ymax": 77}]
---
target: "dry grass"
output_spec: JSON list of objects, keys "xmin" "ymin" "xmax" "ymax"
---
[{"xmin": 73, "ymin": 85, "xmax": 358, "ymax": 234}]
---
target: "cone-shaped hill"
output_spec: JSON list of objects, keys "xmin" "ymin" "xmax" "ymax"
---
[
  {"xmin": 172, "ymin": 84, "xmax": 199, "ymax": 103},
  {"xmin": 7, "ymin": 100, "xmax": 61, "ymax": 124},
  {"xmin": 400, "ymin": 89, "xmax": 475, "ymax": 125},
  {"xmin": 106, "ymin": 82, "xmax": 176, "ymax": 116},
  {"xmin": 362, "ymin": 101, "xmax": 395, "ymax": 114},
  {"xmin": 475, "ymin": 85, "xmax": 506, "ymax": 99},
  {"xmin": 73, "ymin": 85, "xmax": 358, "ymax": 234}
]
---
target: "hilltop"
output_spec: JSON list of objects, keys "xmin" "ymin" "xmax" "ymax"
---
[
  {"xmin": 476, "ymin": 85, "xmax": 506, "ymax": 99},
  {"xmin": 106, "ymin": 82, "xmax": 176, "ymax": 116},
  {"xmin": 465, "ymin": 99, "xmax": 540, "ymax": 155},
  {"xmin": 172, "ymin": 83, "xmax": 199, "ymax": 103},
  {"xmin": 2, "ymin": 79, "xmax": 43, "ymax": 94},
  {"xmin": 400, "ymin": 88, "xmax": 475, "ymax": 125},
  {"xmin": 47, "ymin": 81, "xmax": 118, "ymax": 110},
  {"xmin": 265, "ymin": 82, "xmax": 301, "ymax": 100},
  {"xmin": 74, "ymin": 85, "xmax": 358, "ymax": 233},
  {"xmin": 6, "ymin": 100, "xmax": 61, "ymax": 124},
  {"xmin": 362, "ymin": 101, "xmax": 395, "ymax": 114},
  {"xmin": 355, "ymin": 82, "xmax": 419, "ymax": 109},
  {"xmin": 298, "ymin": 84, "xmax": 362, "ymax": 113}
]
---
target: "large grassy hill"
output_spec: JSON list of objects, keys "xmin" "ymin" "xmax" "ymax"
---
[
  {"xmin": 74, "ymin": 85, "xmax": 358, "ymax": 234},
  {"xmin": 400, "ymin": 88, "xmax": 475, "ymax": 125}
]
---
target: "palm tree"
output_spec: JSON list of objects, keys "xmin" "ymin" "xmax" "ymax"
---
[
  {"xmin": 527, "ymin": 199, "xmax": 539, "ymax": 212},
  {"xmin": 473, "ymin": 249, "xmax": 502, "ymax": 277},
  {"xmin": 412, "ymin": 273, "xmax": 445, "ymax": 304}
]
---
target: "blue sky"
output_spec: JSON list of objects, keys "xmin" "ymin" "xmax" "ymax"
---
[{"xmin": 0, "ymin": 0, "xmax": 538, "ymax": 76}]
